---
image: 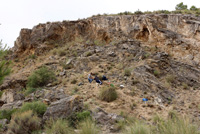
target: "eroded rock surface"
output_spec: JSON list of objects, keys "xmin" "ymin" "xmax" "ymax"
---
[{"xmin": 43, "ymin": 95, "xmax": 83, "ymax": 120}]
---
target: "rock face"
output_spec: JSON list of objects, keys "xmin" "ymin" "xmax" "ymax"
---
[
  {"xmin": 1, "ymin": 89, "xmax": 24, "ymax": 103},
  {"xmin": 43, "ymin": 95, "xmax": 83, "ymax": 120},
  {"xmin": 13, "ymin": 14, "xmax": 200, "ymax": 65}
]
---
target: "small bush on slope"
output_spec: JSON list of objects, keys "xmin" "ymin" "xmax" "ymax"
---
[
  {"xmin": 99, "ymin": 86, "xmax": 118, "ymax": 102},
  {"xmin": 20, "ymin": 101, "xmax": 47, "ymax": 117},
  {"xmin": 45, "ymin": 119, "xmax": 74, "ymax": 134},
  {"xmin": 0, "ymin": 109, "xmax": 17, "ymax": 120},
  {"xmin": 27, "ymin": 66, "xmax": 56, "ymax": 88},
  {"xmin": 7, "ymin": 110, "xmax": 41, "ymax": 134}
]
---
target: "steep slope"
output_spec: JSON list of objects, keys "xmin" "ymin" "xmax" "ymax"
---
[{"xmin": 1, "ymin": 14, "xmax": 200, "ymax": 133}]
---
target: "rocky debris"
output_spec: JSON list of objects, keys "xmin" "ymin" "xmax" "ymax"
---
[
  {"xmin": 43, "ymin": 88, "xmax": 68, "ymax": 103},
  {"xmin": 0, "ymin": 100, "xmax": 23, "ymax": 110},
  {"xmin": 92, "ymin": 108, "xmax": 124, "ymax": 132},
  {"xmin": 1, "ymin": 89, "xmax": 24, "ymax": 103},
  {"xmin": 0, "ymin": 119, "xmax": 8, "ymax": 131},
  {"xmin": 59, "ymin": 70, "xmax": 66, "ymax": 76},
  {"xmin": 0, "ymin": 74, "xmax": 27, "ymax": 91},
  {"xmin": 24, "ymin": 88, "xmax": 68, "ymax": 104},
  {"xmin": 43, "ymin": 95, "xmax": 83, "ymax": 120}
]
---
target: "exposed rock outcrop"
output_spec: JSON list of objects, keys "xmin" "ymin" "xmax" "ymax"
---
[{"xmin": 43, "ymin": 95, "xmax": 83, "ymax": 120}]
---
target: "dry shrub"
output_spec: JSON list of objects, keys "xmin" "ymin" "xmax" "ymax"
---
[
  {"xmin": 7, "ymin": 110, "xmax": 41, "ymax": 134},
  {"xmin": 99, "ymin": 86, "xmax": 118, "ymax": 102}
]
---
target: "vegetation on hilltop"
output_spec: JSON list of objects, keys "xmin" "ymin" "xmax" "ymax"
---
[{"xmin": 91, "ymin": 2, "xmax": 200, "ymax": 17}]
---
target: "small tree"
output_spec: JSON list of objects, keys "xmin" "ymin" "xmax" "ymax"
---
[
  {"xmin": 190, "ymin": 6, "xmax": 198, "ymax": 11},
  {"xmin": 175, "ymin": 2, "xmax": 187, "ymax": 10}
]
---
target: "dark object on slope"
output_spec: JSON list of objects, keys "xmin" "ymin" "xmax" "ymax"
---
[
  {"xmin": 102, "ymin": 75, "xmax": 108, "ymax": 81},
  {"xmin": 94, "ymin": 76, "xmax": 102, "ymax": 85}
]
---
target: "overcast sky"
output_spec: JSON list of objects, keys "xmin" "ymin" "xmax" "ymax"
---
[{"xmin": 0, "ymin": 0, "xmax": 199, "ymax": 48}]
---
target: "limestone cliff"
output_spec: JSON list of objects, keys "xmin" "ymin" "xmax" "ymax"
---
[{"xmin": 13, "ymin": 14, "xmax": 200, "ymax": 65}]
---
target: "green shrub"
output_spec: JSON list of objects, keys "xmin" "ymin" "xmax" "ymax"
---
[
  {"xmin": 76, "ymin": 111, "xmax": 91, "ymax": 121},
  {"xmin": 0, "ymin": 109, "xmax": 17, "ymax": 120},
  {"xmin": 99, "ymin": 86, "xmax": 117, "ymax": 102},
  {"xmin": 7, "ymin": 110, "xmax": 41, "ymax": 134},
  {"xmin": 68, "ymin": 110, "xmax": 91, "ymax": 127},
  {"xmin": 29, "ymin": 54, "xmax": 37, "ymax": 59},
  {"xmin": 175, "ymin": 2, "xmax": 187, "ymax": 10},
  {"xmin": 20, "ymin": 101, "xmax": 47, "ymax": 116},
  {"xmin": 45, "ymin": 119, "xmax": 73, "ymax": 134},
  {"xmin": 134, "ymin": 10, "xmax": 143, "ymax": 15},
  {"xmin": 24, "ymin": 87, "xmax": 40, "ymax": 96},
  {"xmin": 78, "ymin": 119, "xmax": 100, "ymax": 134},
  {"xmin": 153, "ymin": 69, "xmax": 160, "ymax": 77},
  {"xmin": 190, "ymin": 6, "xmax": 198, "ymax": 11},
  {"xmin": 124, "ymin": 68, "xmax": 131, "ymax": 76},
  {"xmin": 27, "ymin": 66, "xmax": 56, "ymax": 88},
  {"xmin": 118, "ymin": 11, "xmax": 133, "ymax": 15}
]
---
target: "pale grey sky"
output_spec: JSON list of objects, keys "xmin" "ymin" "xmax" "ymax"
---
[{"xmin": 0, "ymin": 0, "xmax": 199, "ymax": 48}]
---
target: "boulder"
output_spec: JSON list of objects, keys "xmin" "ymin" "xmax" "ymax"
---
[
  {"xmin": 92, "ymin": 108, "xmax": 124, "ymax": 126},
  {"xmin": 0, "ymin": 119, "xmax": 8, "ymax": 131},
  {"xmin": 0, "ymin": 101, "xmax": 23, "ymax": 110},
  {"xmin": 1, "ymin": 89, "xmax": 24, "ymax": 103},
  {"xmin": 43, "ymin": 88, "xmax": 68, "ymax": 103},
  {"xmin": 43, "ymin": 95, "xmax": 83, "ymax": 120}
]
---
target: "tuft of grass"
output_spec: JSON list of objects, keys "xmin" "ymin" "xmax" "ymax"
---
[
  {"xmin": 71, "ymin": 79, "xmax": 77, "ymax": 84},
  {"xmin": 94, "ymin": 39, "xmax": 106, "ymax": 46},
  {"xmin": 71, "ymin": 86, "xmax": 79, "ymax": 95},
  {"xmin": 124, "ymin": 121, "xmax": 151, "ymax": 134},
  {"xmin": 0, "ymin": 91, "xmax": 4, "ymax": 98},
  {"xmin": 57, "ymin": 49, "xmax": 66, "ymax": 57},
  {"xmin": 182, "ymin": 82, "xmax": 189, "ymax": 90},
  {"xmin": 85, "ymin": 51, "xmax": 92, "ymax": 57},
  {"xmin": 99, "ymin": 86, "xmax": 118, "ymax": 102},
  {"xmin": 24, "ymin": 87, "xmax": 40, "ymax": 96},
  {"xmin": 166, "ymin": 74, "xmax": 175, "ymax": 84},
  {"xmin": 20, "ymin": 101, "xmax": 47, "ymax": 117},
  {"xmin": 45, "ymin": 119, "xmax": 73, "ymax": 134},
  {"xmin": 124, "ymin": 68, "xmax": 131, "ymax": 76},
  {"xmin": 153, "ymin": 69, "xmax": 160, "ymax": 77},
  {"xmin": 156, "ymin": 115, "xmax": 200, "ymax": 134},
  {"xmin": 29, "ymin": 54, "xmax": 37, "ymax": 59},
  {"xmin": 67, "ymin": 110, "xmax": 91, "ymax": 127},
  {"xmin": 27, "ymin": 66, "xmax": 56, "ymax": 88},
  {"xmin": 7, "ymin": 110, "xmax": 41, "ymax": 134},
  {"xmin": 78, "ymin": 119, "xmax": 100, "ymax": 134}
]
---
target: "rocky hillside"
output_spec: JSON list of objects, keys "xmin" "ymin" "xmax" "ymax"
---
[{"xmin": 1, "ymin": 14, "xmax": 200, "ymax": 133}]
